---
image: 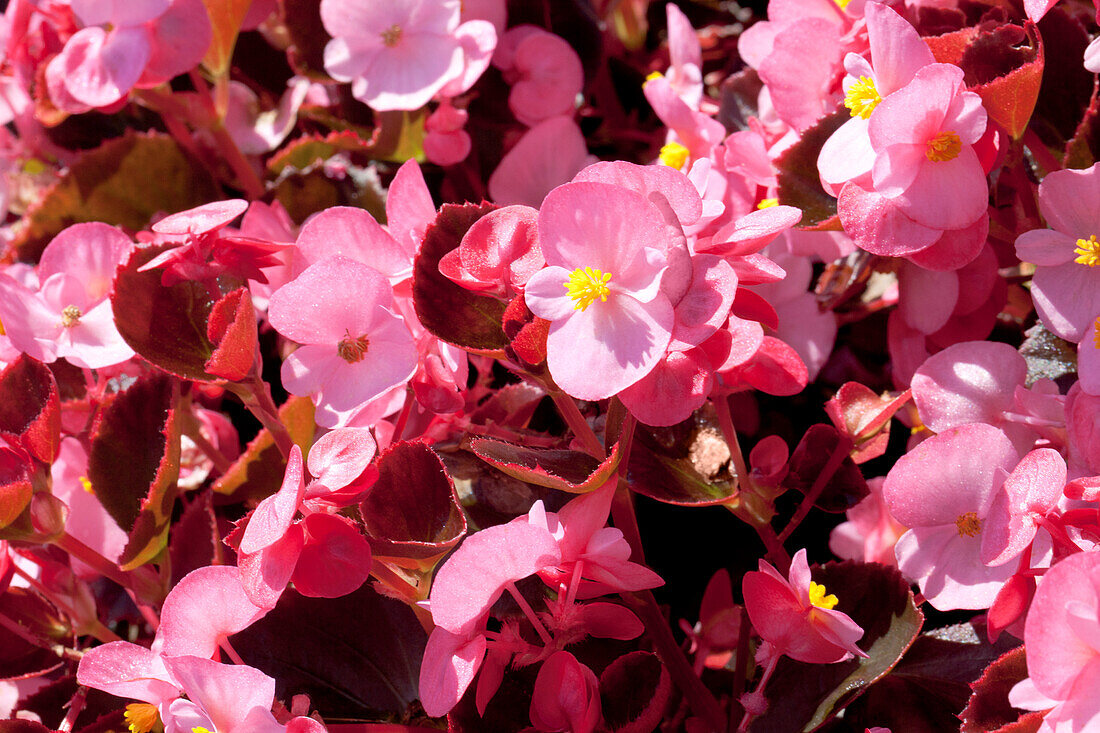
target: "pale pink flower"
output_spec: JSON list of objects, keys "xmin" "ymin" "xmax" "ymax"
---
[
  {"xmin": 829, "ymin": 477, "xmax": 907, "ymax": 567},
  {"xmin": 488, "ymin": 116, "xmax": 594, "ymax": 208},
  {"xmin": 529, "ymin": 651, "xmax": 601, "ymax": 733},
  {"xmin": 50, "ymin": 437, "xmax": 127, "ymax": 578},
  {"xmin": 224, "ymin": 78, "xmax": 311, "ymax": 155},
  {"xmin": 498, "ymin": 26, "xmax": 583, "ymax": 127},
  {"xmin": 161, "ymin": 655, "xmax": 285, "ymax": 733}
]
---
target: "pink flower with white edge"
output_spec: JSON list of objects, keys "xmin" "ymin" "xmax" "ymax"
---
[
  {"xmin": 268, "ymin": 255, "xmax": 418, "ymax": 414},
  {"xmin": 160, "ymin": 655, "xmax": 285, "ymax": 733},
  {"xmin": 0, "ymin": 222, "xmax": 134, "ymax": 369},
  {"xmin": 320, "ymin": 0, "xmax": 493, "ymax": 112},
  {"xmin": 1014, "ymin": 162, "xmax": 1100, "ymax": 343},
  {"xmin": 1009, "ymin": 551, "xmax": 1100, "ymax": 732},
  {"xmin": 524, "ymin": 180, "xmax": 684, "ymax": 400},
  {"xmin": 742, "ymin": 548, "xmax": 867, "ymax": 664}
]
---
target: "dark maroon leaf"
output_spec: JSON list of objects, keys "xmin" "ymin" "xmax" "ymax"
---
[
  {"xmin": 961, "ymin": 646, "xmax": 1043, "ymax": 733},
  {"xmin": 782, "ymin": 424, "xmax": 867, "ymax": 513},
  {"xmin": 111, "ymin": 244, "xmax": 223, "ymax": 382},
  {"xmin": 0, "ymin": 356, "xmax": 60, "ymax": 464},
  {"xmin": 413, "ymin": 202, "xmax": 510, "ymax": 352},
  {"xmin": 750, "ymin": 561, "xmax": 923, "ymax": 732},
  {"xmin": 0, "ymin": 588, "xmax": 71, "ymax": 681},
  {"xmin": 1032, "ymin": 7, "xmax": 1092, "ymax": 147},
  {"xmin": 231, "ymin": 584, "xmax": 426, "ymax": 717},
  {"xmin": 87, "ymin": 372, "xmax": 180, "ymax": 569},
  {"xmin": 626, "ymin": 415, "xmax": 737, "ymax": 506},
  {"xmin": 360, "ymin": 441, "xmax": 466, "ymax": 564},
  {"xmin": 600, "ymin": 651, "xmax": 671, "ymax": 733},
  {"xmin": 468, "ymin": 438, "xmax": 621, "ymax": 494},
  {"xmin": 775, "ymin": 108, "xmax": 846, "ymax": 227},
  {"xmin": 0, "ymin": 444, "xmax": 33, "ymax": 532},
  {"xmin": 0, "ymin": 722, "xmax": 57, "ymax": 733},
  {"xmin": 279, "ymin": 0, "xmax": 332, "ymax": 79},
  {"xmin": 844, "ymin": 619, "xmax": 1022, "ymax": 733},
  {"xmin": 10, "ymin": 132, "xmax": 219, "ymax": 263},
  {"xmin": 169, "ymin": 493, "xmax": 217, "ymax": 587},
  {"xmin": 18, "ymin": 675, "xmax": 126, "ymax": 732}
]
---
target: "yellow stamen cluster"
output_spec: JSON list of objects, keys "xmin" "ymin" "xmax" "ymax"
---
[
  {"xmin": 336, "ymin": 331, "xmax": 370, "ymax": 364},
  {"xmin": 757, "ymin": 198, "xmax": 779, "ymax": 209},
  {"xmin": 1075, "ymin": 235, "xmax": 1100, "ymax": 267},
  {"xmin": 0, "ymin": 314, "xmax": 5, "ymax": 336},
  {"xmin": 61, "ymin": 305, "xmax": 82, "ymax": 328},
  {"xmin": 192, "ymin": 728, "xmax": 213, "ymax": 733},
  {"xmin": 79, "ymin": 475, "xmax": 94, "ymax": 494},
  {"xmin": 808, "ymin": 581, "xmax": 839, "ymax": 610},
  {"xmin": 956, "ymin": 511, "xmax": 982, "ymax": 537},
  {"xmin": 645, "ymin": 71, "xmax": 664, "ymax": 82},
  {"xmin": 658, "ymin": 141, "xmax": 690, "ymax": 170},
  {"xmin": 563, "ymin": 267, "xmax": 612, "ymax": 311},
  {"xmin": 926, "ymin": 131, "xmax": 962, "ymax": 162},
  {"xmin": 843, "ymin": 77, "xmax": 881, "ymax": 119},
  {"xmin": 381, "ymin": 24, "xmax": 403, "ymax": 47},
  {"xmin": 124, "ymin": 703, "xmax": 159, "ymax": 733},
  {"xmin": 835, "ymin": 0, "xmax": 853, "ymax": 9}
]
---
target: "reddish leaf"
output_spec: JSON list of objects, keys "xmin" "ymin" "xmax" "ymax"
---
[
  {"xmin": 468, "ymin": 438, "xmax": 621, "ymax": 494},
  {"xmin": 1032, "ymin": 8, "xmax": 1093, "ymax": 147},
  {"xmin": 961, "ymin": 647, "xmax": 1044, "ymax": 733},
  {"xmin": 201, "ymin": 0, "xmax": 250, "ymax": 76},
  {"xmin": 502, "ymin": 295, "xmax": 549, "ymax": 371},
  {"xmin": 0, "ymin": 445, "xmax": 32, "ymax": 532},
  {"xmin": 413, "ymin": 203, "xmax": 510, "ymax": 353},
  {"xmin": 626, "ymin": 416, "xmax": 738, "ymax": 506},
  {"xmin": 782, "ymin": 424, "xmax": 867, "ymax": 513},
  {"xmin": 750, "ymin": 562, "xmax": 923, "ymax": 732},
  {"xmin": 87, "ymin": 373, "xmax": 181, "ymax": 569},
  {"xmin": 774, "ymin": 108, "xmax": 846, "ymax": 227},
  {"xmin": 211, "ymin": 396, "xmax": 314, "ymax": 501},
  {"xmin": 204, "ymin": 287, "xmax": 257, "ymax": 382},
  {"xmin": 111, "ymin": 244, "xmax": 224, "ymax": 382},
  {"xmin": 0, "ymin": 356, "xmax": 60, "ymax": 464},
  {"xmin": 279, "ymin": 0, "xmax": 332, "ymax": 79},
  {"xmin": 169, "ymin": 493, "xmax": 217, "ymax": 587},
  {"xmin": 1064, "ymin": 81, "xmax": 1100, "ymax": 169},
  {"xmin": 0, "ymin": 588, "xmax": 71, "ymax": 681},
  {"xmin": 10, "ymin": 132, "xmax": 219, "ymax": 262},
  {"xmin": 360, "ymin": 441, "xmax": 466, "ymax": 564},
  {"xmin": 599, "ymin": 652, "xmax": 671, "ymax": 733},
  {"xmin": 231, "ymin": 584, "xmax": 427, "ymax": 717}
]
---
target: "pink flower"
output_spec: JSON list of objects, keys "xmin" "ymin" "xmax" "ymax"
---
[
  {"xmin": 320, "ymin": 0, "xmax": 493, "ymax": 112},
  {"xmin": 523, "ymin": 179, "xmax": 685, "ymax": 400},
  {"xmin": 829, "ymin": 477, "xmax": 907, "ymax": 567},
  {"xmin": 742, "ymin": 548, "xmax": 866, "ymax": 664},
  {"xmin": 488, "ymin": 116, "xmax": 594, "ymax": 208},
  {"xmin": 497, "ymin": 27, "xmax": 583, "ymax": 127},
  {"xmin": 529, "ymin": 651, "xmax": 601, "ymax": 733},
  {"xmin": 268, "ymin": 256, "xmax": 418, "ymax": 414},
  {"xmin": 160, "ymin": 655, "xmax": 285, "ymax": 733}
]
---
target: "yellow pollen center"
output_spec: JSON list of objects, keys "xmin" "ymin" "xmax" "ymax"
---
[
  {"xmin": 61, "ymin": 305, "xmax": 82, "ymax": 328},
  {"xmin": 1075, "ymin": 235, "xmax": 1100, "ymax": 266},
  {"xmin": 844, "ymin": 76, "xmax": 880, "ymax": 119},
  {"xmin": 956, "ymin": 511, "xmax": 981, "ymax": 537},
  {"xmin": 834, "ymin": 0, "xmax": 853, "ymax": 8},
  {"xmin": 659, "ymin": 141, "xmax": 690, "ymax": 170},
  {"xmin": 192, "ymin": 728, "xmax": 213, "ymax": 733},
  {"xmin": 381, "ymin": 24, "xmax": 403, "ymax": 46},
  {"xmin": 563, "ymin": 267, "xmax": 612, "ymax": 311},
  {"xmin": 124, "ymin": 703, "xmax": 160, "ymax": 733},
  {"xmin": 1093, "ymin": 316, "xmax": 1100, "ymax": 349},
  {"xmin": 757, "ymin": 198, "xmax": 779, "ymax": 209},
  {"xmin": 926, "ymin": 131, "xmax": 962, "ymax": 162},
  {"xmin": 645, "ymin": 71, "xmax": 664, "ymax": 82},
  {"xmin": 808, "ymin": 581, "xmax": 839, "ymax": 610},
  {"xmin": 336, "ymin": 331, "xmax": 370, "ymax": 364},
  {"xmin": 79, "ymin": 475, "xmax": 93, "ymax": 494},
  {"xmin": 0, "ymin": 314, "xmax": 5, "ymax": 335}
]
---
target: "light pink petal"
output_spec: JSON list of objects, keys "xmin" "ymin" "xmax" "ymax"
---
[
  {"xmin": 156, "ymin": 566, "xmax": 268, "ymax": 658},
  {"xmin": 419, "ymin": 628, "xmax": 487, "ymax": 717},
  {"xmin": 269, "ymin": 256, "xmax": 394, "ymax": 345},
  {"xmin": 871, "ymin": 142, "xmax": 925, "ymax": 198},
  {"xmin": 293, "ymin": 207, "xmax": 409, "ymax": 280},
  {"xmin": 1036, "ymin": 163, "xmax": 1100, "ymax": 237},
  {"xmin": 386, "ymin": 159, "xmax": 436, "ymax": 258},
  {"xmin": 280, "ymin": 347, "xmax": 344, "ymax": 403},
  {"xmin": 438, "ymin": 19, "xmax": 496, "ymax": 98},
  {"xmin": 869, "ymin": 64, "xmax": 962, "ymax": 149},
  {"xmin": 429, "ymin": 521, "xmax": 561, "ymax": 636},
  {"xmin": 488, "ymin": 116, "xmax": 592, "ymax": 208},
  {"xmin": 52, "ymin": 438, "xmax": 127, "ymax": 577},
  {"xmin": 307, "ymin": 428, "xmax": 376, "ymax": 490},
  {"xmin": 864, "ymin": 2, "xmax": 934, "ymax": 95},
  {"xmin": 837, "ymin": 182, "xmax": 941, "ymax": 257},
  {"xmin": 898, "ymin": 263, "xmax": 957, "ymax": 334},
  {"xmin": 509, "ymin": 31, "xmax": 583, "ymax": 126},
  {"xmin": 524, "ymin": 265, "xmax": 585, "ymax": 321},
  {"xmin": 241, "ymin": 445, "xmax": 305, "ymax": 554},
  {"xmin": 571, "ymin": 160, "xmax": 704, "ymax": 228},
  {"xmin": 882, "ymin": 423, "xmax": 1018, "ymax": 527},
  {"xmin": 545, "ymin": 293, "xmax": 673, "ymax": 401},
  {"xmin": 737, "ymin": 21, "xmax": 779, "ymax": 70},
  {"xmin": 1031, "ymin": 260, "xmax": 1100, "ymax": 342},
  {"xmin": 452, "ymin": 204, "xmax": 543, "ymax": 289},
  {"xmin": 0, "ymin": 277, "xmax": 60, "ymax": 363},
  {"xmin": 894, "ymin": 525, "xmax": 1014, "ymax": 610},
  {"xmin": 71, "ymin": 0, "xmax": 169, "ymax": 27},
  {"xmin": 1015, "ymin": 228, "xmax": 1077, "ymax": 266},
  {"xmin": 57, "ymin": 26, "xmax": 150, "ymax": 108},
  {"xmin": 355, "ymin": 35, "xmax": 464, "ymax": 111},
  {"xmin": 1025, "ymin": 551, "xmax": 1100, "ymax": 699},
  {"xmin": 642, "ymin": 75, "xmax": 726, "ymax": 154},
  {"xmin": 757, "ymin": 19, "xmax": 844, "ymax": 131},
  {"xmin": 1025, "ymin": 0, "xmax": 1059, "ymax": 22},
  {"xmin": 555, "ymin": 482, "xmax": 615, "ymax": 561},
  {"xmin": 138, "ymin": 0, "xmax": 213, "ymax": 86},
  {"xmin": 911, "ymin": 341, "xmax": 1026, "ymax": 432},
  {"xmin": 238, "ymin": 525, "xmax": 304, "ymax": 609},
  {"xmin": 619, "ymin": 350, "xmax": 711, "ymax": 426},
  {"xmin": 76, "ymin": 641, "xmax": 177, "ymax": 705},
  {"xmin": 290, "ymin": 512, "xmax": 372, "ymax": 597},
  {"xmin": 818, "ymin": 116, "xmax": 874, "ymax": 190},
  {"xmin": 893, "ymin": 146, "xmax": 989, "ymax": 231},
  {"xmin": 905, "ymin": 216, "xmax": 989, "ymax": 272},
  {"xmin": 579, "ymin": 603, "xmax": 644, "ymax": 640},
  {"xmin": 981, "ymin": 448, "xmax": 1066, "ymax": 566},
  {"xmin": 162, "ymin": 655, "xmax": 275, "ymax": 732},
  {"xmin": 1086, "ymin": 35, "xmax": 1100, "ymax": 73},
  {"xmin": 310, "ymin": 311, "xmax": 418, "ymax": 412},
  {"xmin": 59, "ymin": 299, "xmax": 135, "ymax": 369},
  {"xmin": 153, "ymin": 200, "xmax": 248, "ymax": 236},
  {"xmin": 39, "ymin": 223, "xmax": 133, "ymax": 297},
  {"xmin": 667, "ymin": 3, "xmax": 702, "ymax": 73},
  {"xmin": 1080, "ymin": 329, "xmax": 1100, "ymax": 395},
  {"xmin": 669, "ymin": 255, "xmax": 737, "ymax": 350}
]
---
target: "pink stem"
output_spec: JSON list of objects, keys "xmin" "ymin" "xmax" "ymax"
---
[{"xmin": 506, "ymin": 581, "xmax": 553, "ymax": 645}]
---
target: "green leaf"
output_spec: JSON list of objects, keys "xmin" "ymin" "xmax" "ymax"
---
[
  {"xmin": 626, "ymin": 416, "xmax": 737, "ymax": 506},
  {"xmin": 775, "ymin": 109, "xmax": 846, "ymax": 227},
  {"xmin": 10, "ymin": 132, "xmax": 219, "ymax": 262},
  {"xmin": 211, "ymin": 395, "xmax": 314, "ymax": 500}
]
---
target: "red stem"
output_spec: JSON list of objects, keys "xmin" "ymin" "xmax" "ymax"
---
[{"xmin": 777, "ymin": 433, "xmax": 853, "ymax": 543}]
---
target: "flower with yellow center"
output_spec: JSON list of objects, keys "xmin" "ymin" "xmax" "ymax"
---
[
  {"xmin": 645, "ymin": 70, "xmax": 663, "ymax": 82},
  {"xmin": 757, "ymin": 198, "xmax": 779, "ymax": 209},
  {"xmin": 124, "ymin": 702, "xmax": 160, "ymax": 733},
  {"xmin": 808, "ymin": 581, "xmax": 839, "ymax": 610},
  {"xmin": 380, "ymin": 24, "xmax": 402, "ymax": 47},
  {"xmin": 336, "ymin": 330, "xmax": 370, "ymax": 364},
  {"xmin": 658, "ymin": 141, "xmax": 690, "ymax": 170},
  {"xmin": 60, "ymin": 305, "xmax": 82, "ymax": 328},
  {"xmin": 926, "ymin": 131, "xmax": 962, "ymax": 162},
  {"xmin": 1075, "ymin": 234, "xmax": 1100, "ymax": 267},
  {"xmin": 844, "ymin": 76, "xmax": 881, "ymax": 119},
  {"xmin": 563, "ymin": 267, "xmax": 612, "ymax": 311},
  {"xmin": 955, "ymin": 511, "xmax": 981, "ymax": 537}
]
